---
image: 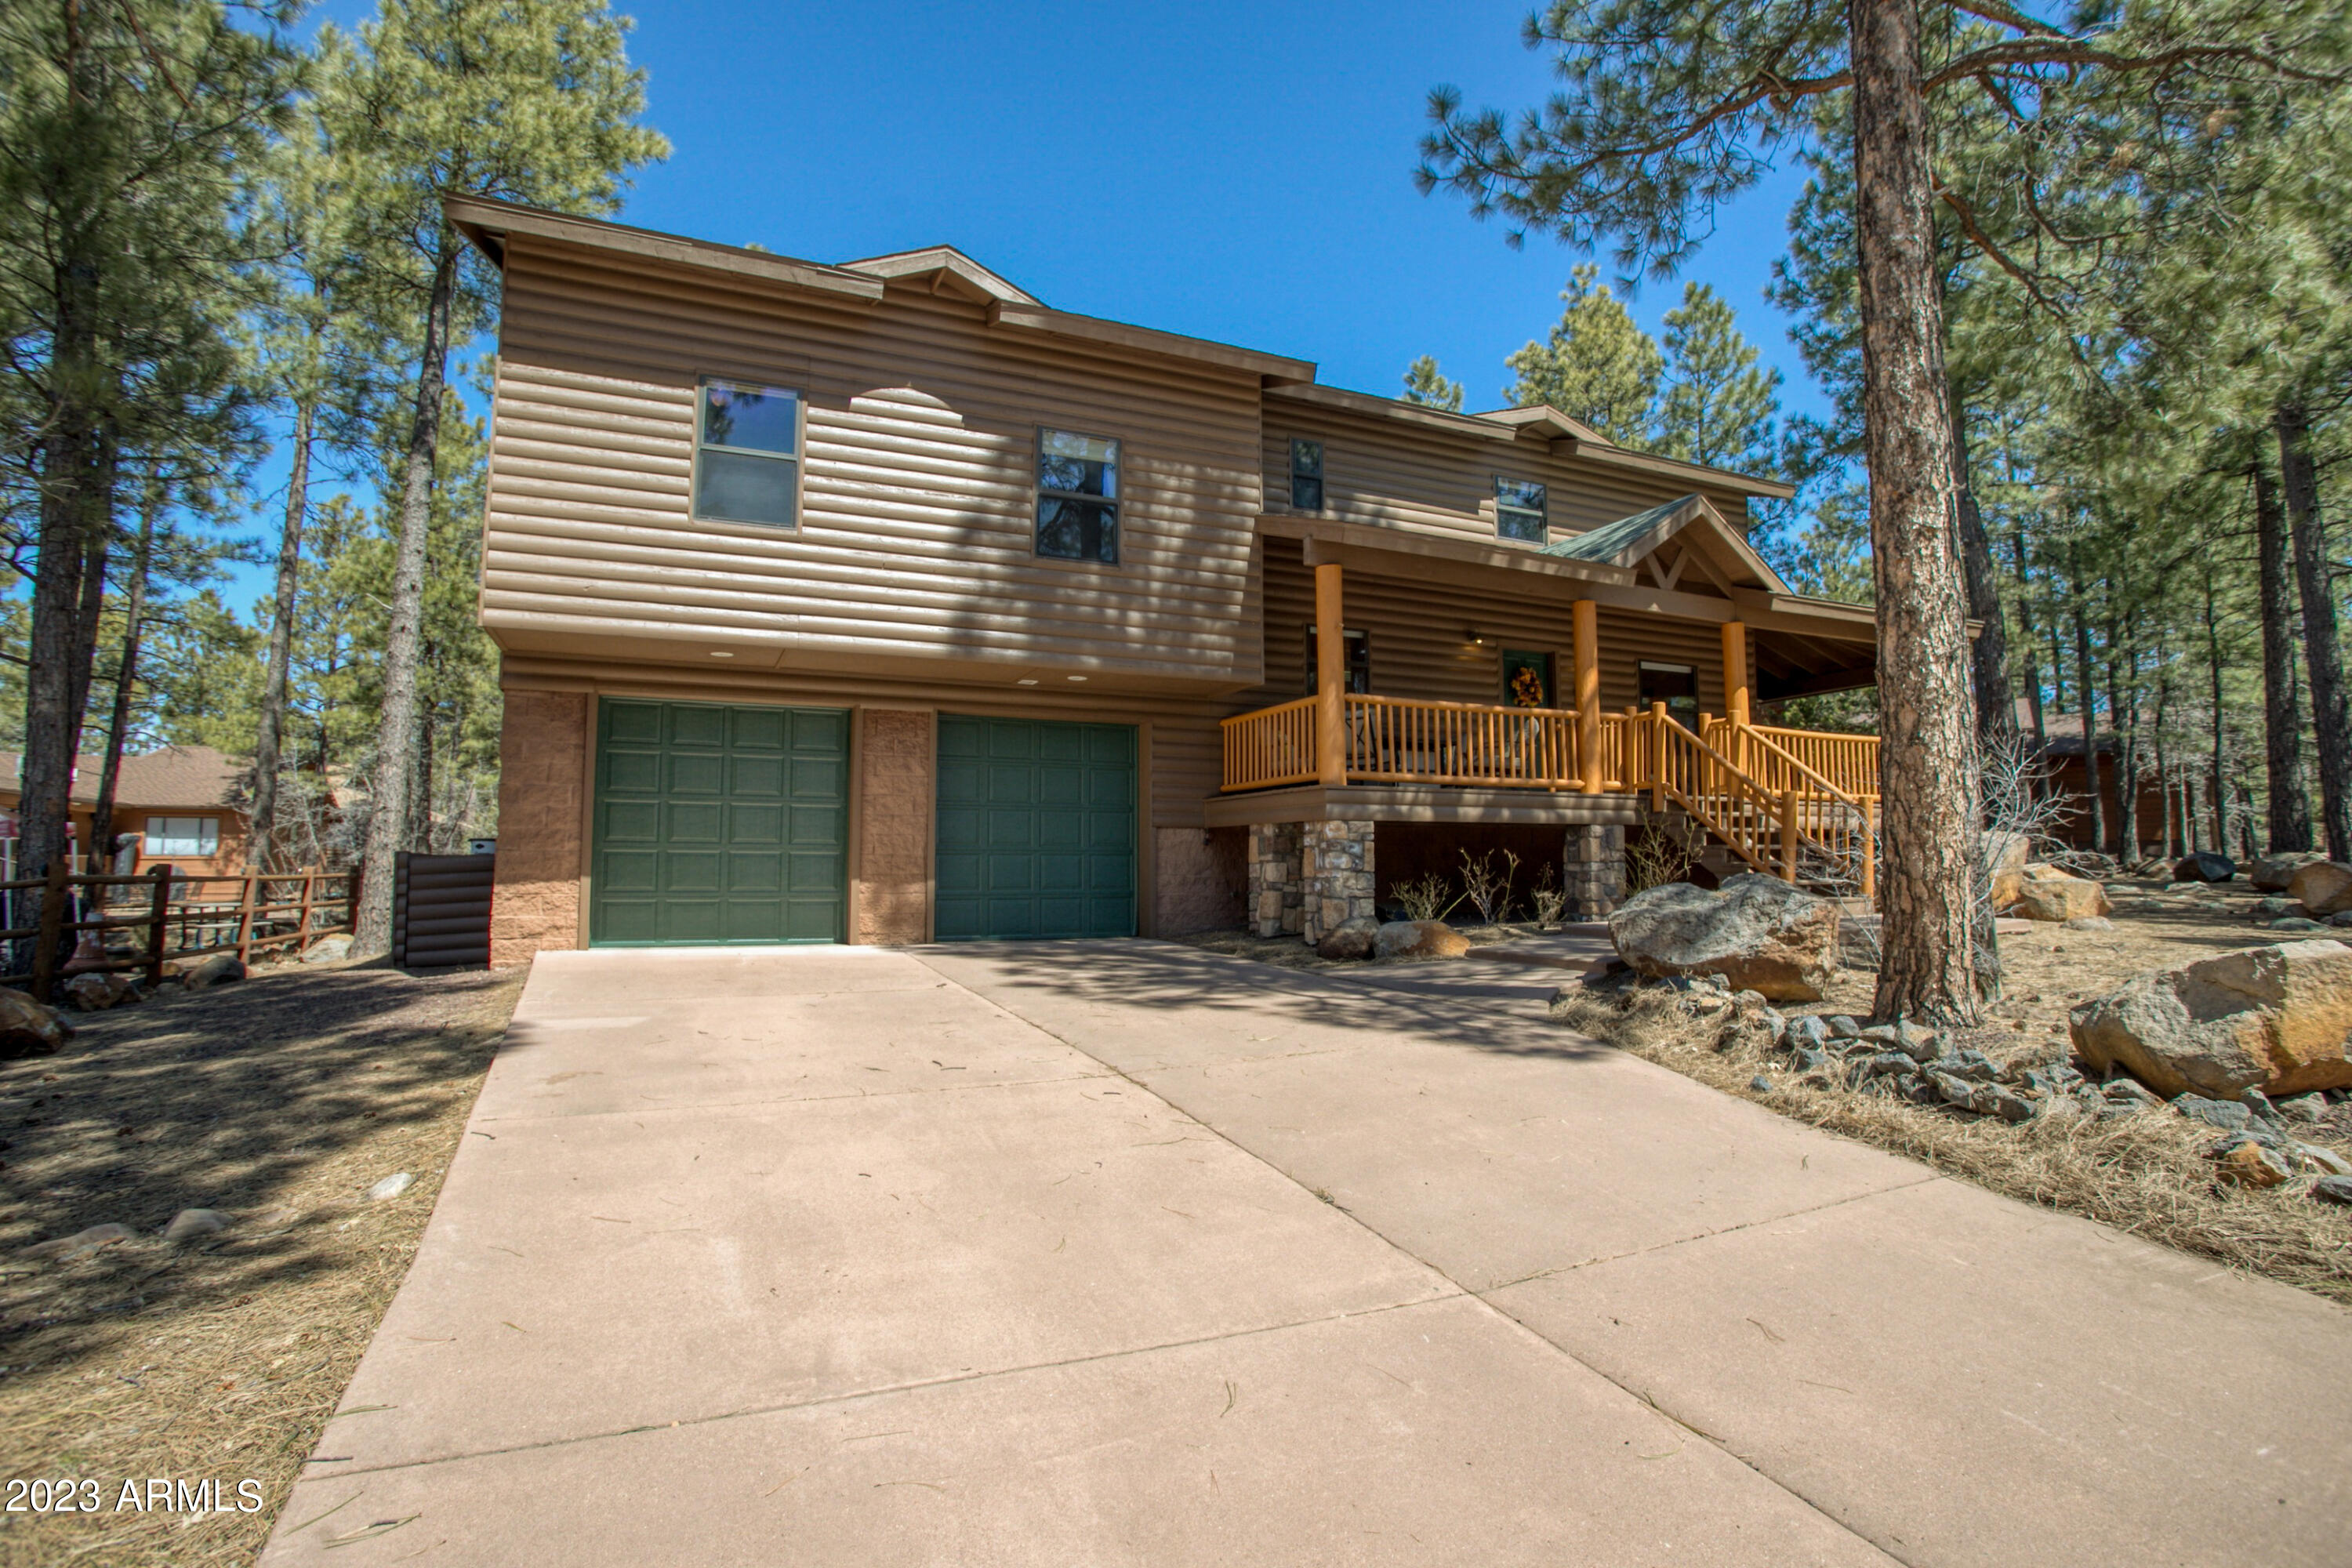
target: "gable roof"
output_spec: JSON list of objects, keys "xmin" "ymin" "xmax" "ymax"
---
[
  {"xmin": 839, "ymin": 245, "xmax": 1040, "ymax": 306},
  {"xmin": 0, "ymin": 745, "xmax": 246, "ymax": 811},
  {"xmin": 1543, "ymin": 493, "xmax": 1790, "ymax": 593}
]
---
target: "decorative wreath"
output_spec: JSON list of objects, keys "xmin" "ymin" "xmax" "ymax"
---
[{"xmin": 1510, "ymin": 666, "xmax": 1548, "ymax": 709}]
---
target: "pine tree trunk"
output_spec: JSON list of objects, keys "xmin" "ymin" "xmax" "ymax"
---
[
  {"xmin": 2009, "ymin": 534, "xmax": 2045, "ymax": 745},
  {"xmin": 248, "ymin": 401, "xmax": 311, "ymax": 873},
  {"xmin": 1951, "ymin": 395, "xmax": 2014, "ymax": 750},
  {"xmin": 2069, "ymin": 553, "xmax": 2105, "ymax": 855},
  {"xmin": 89, "ymin": 481, "xmax": 158, "ymax": 864},
  {"xmin": 1850, "ymin": 0, "xmax": 1982, "ymax": 1022},
  {"xmin": 2204, "ymin": 577, "xmax": 2230, "ymax": 855},
  {"xmin": 2275, "ymin": 405, "xmax": 2350, "ymax": 862},
  {"xmin": 2107, "ymin": 642, "xmax": 2136, "ymax": 862},
  {"xmin": 2253, "ymin": 458, "xmax": 2313, "ymax": 854},
  {"xmin": 353, "ymin": 233, "xmax": 459, "ymax": 959}
]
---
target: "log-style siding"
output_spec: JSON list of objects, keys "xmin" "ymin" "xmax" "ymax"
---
[
  {"xmin": 1239, "ymin": 539, "xmax": 1731, "ymax": 717},
  {"xmin": 1260, "ymin": 396, "xmax": 1760, "ymax": 549},
  {"xmin": 485, "ymin": 236, "xmax": 1268, "ymax": 684}
]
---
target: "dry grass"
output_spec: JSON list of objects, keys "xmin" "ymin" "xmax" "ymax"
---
[
  {"xmin": 0, "ymin": 960, "xmax": 524, "ymax": 1567},
  {"xmin": 1552, "ymin": 983, "xmax": 2352, "ymax": 1305}
]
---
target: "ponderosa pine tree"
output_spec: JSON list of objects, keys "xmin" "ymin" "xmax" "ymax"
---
[
  {"xmin": 1401, "ymin": 354, "xmax": 1465, "ymax": 412},
  {"xmin": 1503, "ymin": 264, "xmax": 1662, "ymax": 443},
  {"xmin": 1656, "ymin": 283, "xmax": 1780, "ymax": 472},
  {"xmin": 0, "ymin": 1, "xmax": 292, "ymax": 894},
  {"xmin": 1418, "ymin": 0, "xmax": 2344, "ymax": 1020},
  {"xmin": 318, "ymin": 0, "xmax": 666, "ymax": 956}
]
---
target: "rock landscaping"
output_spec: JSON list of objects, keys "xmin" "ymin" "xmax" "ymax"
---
[
  {"xmin": 1606, "ymin": 874, "xmax": 1840, "ymax": 1000},
  {"xmin": 1556, "ymin": 880, "xmax": 2352, "ymax": 1304}
]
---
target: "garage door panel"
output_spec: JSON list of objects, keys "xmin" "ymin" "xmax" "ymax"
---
[
  {"xmin": 935, "ymin": 716, "xmax": 1135, "ymax": 940},
  {"xmin": 593, "ymin": 699, "xmax": 845, "ymax": 946},
  {"xmin": 669, "ymin": 706, "xmax": 728, "ymax": 748}
]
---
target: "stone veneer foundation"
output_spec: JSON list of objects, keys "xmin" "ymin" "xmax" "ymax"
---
[
  {"xmin": 489, "ymin": 690, "xmax": 589, "ymax": 966},
  {"xmin": 1301, "ymin": 819, "xmax": 1376, "ymax": 945},
  {"xmin": 1566, "ymin": 823, "xmax": 1627, "ymax": 918}
]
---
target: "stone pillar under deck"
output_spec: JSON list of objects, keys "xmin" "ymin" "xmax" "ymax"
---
[
  {"xmin": 1302, "ymin": 819, "xmax": 1377, "ymax": 945},
  {"xmin": 1565, "ymin": 824, "xmax": 1627, "ymax": 920},
  {"xmin": 1248, "ymin": 823, "xmax": 1305, "ymax": 938}
]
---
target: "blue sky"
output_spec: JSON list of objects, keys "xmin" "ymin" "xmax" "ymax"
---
[{"xmin": 240, "ymin": 0, "xmax": 1825, "ymax": 602}]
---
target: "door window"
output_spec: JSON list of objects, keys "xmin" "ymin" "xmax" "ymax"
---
[{"xmin": 1638, "ymin": 662, "xmax": 1700, "ymax": 728}]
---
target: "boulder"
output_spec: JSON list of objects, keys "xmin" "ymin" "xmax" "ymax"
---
[
  {"xmin": 162, "ymin": 1208, "xmax": 231, "ymax": 1243},
  {"xmin": 2069, "ymin": 938, "xmax": 2352, "ymax": 1100},
  {"xmin": 1316, "ymin": 918, "xmax": 1378, "ymax": 962},
  {"xmin": 1606, "ymin": 875, "xmax": 1839, "ymax": 1001},
  {"xmin": 60, "ymin": 975, "xmax": 118, "ymax": 1011},
  {"xmin": 2012, "ymin": 866, "xmax": 2112, "ymax": 924},
  {"xmin": 2288, "ymin": 861, "xmax": 2352, "ymax": 917},
  {"xmin": 2314, "ymin": 1174, "xmax": 2352, "ymax": 1206},
  {"xmin": 2173, "ymin": 1094, "xmax": 2254, "ymax": 1131},
  {"xmin": 301, "ymin": 933, "xmax": 354, "ymax": 965},
  {"xmin": 2173, "ymin": 851, "xmax": 2236, "ymax": 884},
  {"xmin": 1373, "ymin": 920, "xmax": 1470, "ymax": 960},
  {"xmin": 180, "ymin": 953, "xmax": 245, "ymax": 990},
  {"xmin": 1985, "ymin": 830, "xmax": 2032, "ymax": 910},
  {"xmin": 20, "ymin": 1222, "xmax": 134, "ymax": 1262},
  {"xmin": 2064, "ymin": 916, "xmax": 2114, "ymax": 933},
  {"xmin": 2250, "ymin": 851, "xmax": 2326, "ymax": 892},
  {"xmin": 0, "ymin": 987, "xmax": 72, "ymax": 1058},
  {"xmin": 2215, "ymin": 1139, "xmax": 2292, "ymax": 1188}
]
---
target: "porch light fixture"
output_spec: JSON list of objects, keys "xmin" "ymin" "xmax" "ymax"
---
[{"xmin": 1465, "ymin": 630, "xmax": 1495, "ymax": 648}]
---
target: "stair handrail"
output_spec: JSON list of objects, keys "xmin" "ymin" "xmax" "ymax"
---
[
  {"xmin": 1642, "ymin": 708, "xmax": 1788, "ymax": 875},
  {"xmin": 1732, "ymin": 721, "xmax": 1873, "ymax": 814},
  {"xmin": 1730, "ymin": 719, "xmax": 1879, "ymax": 902}
]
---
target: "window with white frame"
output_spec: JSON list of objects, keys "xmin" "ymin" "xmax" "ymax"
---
[
  {"xmin": 1495, "ymin": 477, "xmax": 1548, "ymax": 543},
  {"xmin": 144, "ymin": 816, "xmax": 219, "ymax": 857},
  {"xmin": 1036, "ymin": 429, "xmax": 1120, "ymax": 561},
  {"xmin": 693, "ymin": 381, "xmax": 800, "ymax": 528}
]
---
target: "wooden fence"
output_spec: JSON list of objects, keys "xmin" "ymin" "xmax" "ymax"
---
[{"xmin": 0, "ymin": 863, "xmax": 355, "ymax": 1003}]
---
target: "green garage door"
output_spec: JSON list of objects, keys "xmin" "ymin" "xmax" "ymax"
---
[
  {"xmin": 592, "ymin": 699, "xmax": 847, "ymax": 945},
  {"xmin": 935, "ymin": 716, "xmax": 1136, "ymax": 940}
]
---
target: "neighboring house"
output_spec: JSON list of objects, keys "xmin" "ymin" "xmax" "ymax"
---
[
  {"xmin": 451, "ymin": 198, "xmax": 1884, "ymax": 965},
  {"xmin": 2019, "ymin": 710, "xmax": 2174, "ymax": 857},
  {"xmin": 0, "ymin": 745, "xmax": 251, "ymax": 878}
]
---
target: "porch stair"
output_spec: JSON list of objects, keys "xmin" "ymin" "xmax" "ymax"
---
[{"xmin": 1638, "ymin": 713, "xmax": 1879, "ymax": 903}]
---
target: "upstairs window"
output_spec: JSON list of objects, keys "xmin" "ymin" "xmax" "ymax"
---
[
  {"xmin": 1289, "ymin": 438, "xmax": 1324, "ymax": 510},
  {"xmin": 1036, "ymin": 429, "xmax": 1120, "ymax": 562},
  {"xmin": 694, "ymin": 382, "xmax": 800, "ymax": 528},
  {"xmin": 1495, "ymin": 477, "xmax": 1548, "ymax": 543},
  {"xmin": 144, "ymin": 816, "xmax": 219, "ymax": 857}
]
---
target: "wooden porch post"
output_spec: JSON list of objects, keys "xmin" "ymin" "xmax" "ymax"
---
[
  {"xmin": 1315, "ymin": 562, "xmax": 1346, "ymax": 788},
  {"xmin": 1573, "ymin": 599, "xmax": 1602, "ymax": 793},
  {"xmin": 1721, "ymin": 620, "xmax": 1751, "ymax": 774}
]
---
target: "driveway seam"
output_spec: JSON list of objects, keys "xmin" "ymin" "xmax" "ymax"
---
[
  {"xmin": 470, "ymin": 1068, "xmax": 1117, "ymax": 1127},
  {"xmin": 304, "ymin": 1292, "xmax": 1466, "ymax": 1483},
  {"xmin": 913, "ymin": 949, "xmax": 1912, "ymax": 1568}
]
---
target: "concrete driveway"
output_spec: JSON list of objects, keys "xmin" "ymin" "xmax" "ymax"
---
[{"xmin": 265, "ymin": 942, "xmax": 2352, "ymax": 1565}]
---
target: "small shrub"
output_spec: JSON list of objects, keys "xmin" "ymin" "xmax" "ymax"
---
[
  {"xmin": 1457, "ymin": 848, "xmax": 1519, "ymax": 927},
  {"xmin": 1391, "ymin": 873, "xmax": 1458, "ymax": 923},
  {"xmin": 1625, "ymin": 820, "xmax": 1703, "ymax": 893},
  {"xmin": 1530, "ymin": 865, "xmax": 1567, "ymax": 930}
]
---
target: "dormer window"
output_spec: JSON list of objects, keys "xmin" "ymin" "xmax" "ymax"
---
[
  {"xmin": 1036, "ymin": 429, "xmax": 1120, "ymax": 562},
  {"xmin": 1495, "ymin": 477, "xmax": 1548, "ymax": 544},
  {"xmin": 1289, "ymin": 439, "xmax": 1324, "ymax": 510},
  {"xmin": 694, "ymin": 382, "xmax": 800, "ymax": 528}
]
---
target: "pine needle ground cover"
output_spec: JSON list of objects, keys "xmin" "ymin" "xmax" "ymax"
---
[
  {"xmin": 0, "ymin": 964, "xmax": 525, "ymax": 1567},
  {"xmin": 1555, "ymin": 882, "xmax": 2352, "ymax": 1305}
]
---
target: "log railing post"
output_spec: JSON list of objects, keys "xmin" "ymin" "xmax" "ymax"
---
[
  {"xmin": 1650, "ymin": 702, "xmax": 1668, "ymax": 811},
  {"xmin": 1573, "ymin": 599, "xmax": 1602, "ymax": 794},
  {"xmin": 145, "ymin": 865, "xmax": 172, "ymax": 987},
  {"xmin": 1861, "ymin": 814, "xmax": 1878, "ymax": 905},
  {"xmin": 1780, "ymin": 789, "xmax": 1799, "ymax": 882},
  {"xmin": 234, "ymin": 873, "xmax": 258, "ymax": 966},
  {"xmin": 1314, "ymin": 561, "xmax": 1346, "ymax": 788},
  {"xmin": 297, "ymin": 871, "xmax": 316, "ymax": 954},
  {"xmin": 31, "ymin": 859, "xmax": 67, "ymax": 1004}
]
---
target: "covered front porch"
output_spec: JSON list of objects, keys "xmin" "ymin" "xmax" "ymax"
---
[{"xmin": 1214, "ymin": 499, "xmax": 1883, "ymax": 942}]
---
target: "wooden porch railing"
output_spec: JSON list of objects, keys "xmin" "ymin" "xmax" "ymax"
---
[
  {"xmin": 0, "ymin": 864, "xmax": 356, "ymax": 1002},
  {"xmin": 1218, "ymin": 692, "xmax": 1881, "ymax": 899}
]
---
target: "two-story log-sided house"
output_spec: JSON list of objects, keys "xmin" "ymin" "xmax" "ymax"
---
[{"xmin": 454, "ymin": 198, "xmax": 1885, "ymax": 965}]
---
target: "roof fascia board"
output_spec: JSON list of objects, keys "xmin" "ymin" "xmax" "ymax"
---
[
  {"xmin": 1473, "ymin": 404, "xmax": 1605, "ymax": 444},
  {"xmin": 444, "ymin": 196, "xmax": 886, "ymax": 303},
  {"xmin": 1265, "ymin": 382, "xmax": 1519, "ymax": 442},
  {"xmin": 1571, "ymin": 440, "xmax": 1798, "ymax": 500},
  {"xmin": 985, "ymin": 300, "xmax": 1314, "ymax": 383}
]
